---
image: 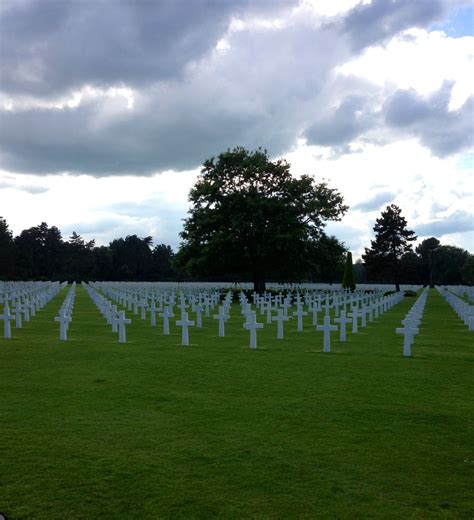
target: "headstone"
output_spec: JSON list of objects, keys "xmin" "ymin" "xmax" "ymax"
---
[
  {"xmin": 213, "ymin": 305, "xmax": 229, "ymax": 337},
  {"xmin": 159, "ymin": 306, "xmax": 174, "ymax": 335},
  {"xmin": 54, "ymin": 308, "xmax": 72, "ymax": 341},
  {"xmin": 396, "ymin": 324, "xmax": 419, "ymax": 357},
  {"xmin": 334, "ymin": 310, "xmax": 351, "ymax": 342},
  {"xmin": 176, "ymin": 311, "xmax": 195, "ymax": 346},
  {"xmin": 117, "ymin": 311, "xmax": 131, "ymax": 343},
  {"xmin": 272, "ymin": 308, "xmax": 289, "ymax": 339},
  {"xmin": 0, "ymin": 305, "xmax": 15, "ymax": 339},
  {"xmin": 243, "ymin": 311, "xmax": 263, "ymax": 349},
  {"xmin": 316, "ymin": 315, "xmax": 338, "ymax": 353},
  {"xmin": 292, "ymin": 303, "xmax": 308, "ymax": 332}
]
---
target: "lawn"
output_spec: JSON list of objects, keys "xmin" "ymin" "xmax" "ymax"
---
[{"xmin": 0, "ymin": 286, "xmax": 473, "ymax": 519}]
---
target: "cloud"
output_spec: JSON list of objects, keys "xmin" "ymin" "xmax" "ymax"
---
[
  {"xmin": 352, "ymin": 191, "xmax": 396, "ymax": 211},
  {"xmin": 0, "ymin": 179, "xmax": 48, "ymax": 193},
  {"xmin": 340, "ymin": 0, "xmax": 447, "ymax": 51},
  {"xmin": 416, "ymin": 210, "xmax": 474, "ymax": 236},
  {"xmin": 0, "ymin": 0, "xmax": 472, "ymax": 179},
  {"xmin": 0, "ymin": 0, "xmax": 293, "ymax": 98},
  {"xmin": 383, "ymin": 81, "xmax": 474, "ymax": 156},
  {"xmin": 305, "ymin": 94, "xmax": 378, "ymax": 146}
]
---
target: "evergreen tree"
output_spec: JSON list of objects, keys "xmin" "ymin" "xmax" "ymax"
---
[
  {"xmin": 341, "ymin": 251, "xmax": 356, "ymax": 291},
  {"xmin": 363, "ymin": 205, "xmax": 417, "ymax": 291}
]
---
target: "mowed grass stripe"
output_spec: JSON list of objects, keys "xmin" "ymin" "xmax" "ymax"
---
[{"xmin": 0, "ymin": 287, "xmax": 473, "ymax": 519}]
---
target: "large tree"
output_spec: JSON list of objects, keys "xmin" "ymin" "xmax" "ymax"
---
[
  {"xmin": 177, "ymin": 147, "xmax": 347, "ymax": 292},
  {"xmin": 363, "ymin": 204, "xmax": 417, "ymax": 291},
  {"xmin": 109, "ymin": 235, "xmax": 153, "ymax": 281},
  {"xmin": 416, "ymin": 237, "xmax": 440, "ymax": 287}
]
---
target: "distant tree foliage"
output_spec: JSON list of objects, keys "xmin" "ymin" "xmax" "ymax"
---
[
  {"xmin": 363, "ymin": 204, "xmax": 417, "ymax": 291},
  {"xmin": 176, "ymin": 147, "xmax": 348, "ymax": 292},
  {"xmin": 0, "ymin": 218, "xmax": 178, "ymax": 281}
]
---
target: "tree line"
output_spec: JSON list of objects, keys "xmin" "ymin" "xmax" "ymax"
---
[
  {"xmin": 1, "ymin": 147, "xmax": 472, "ymax": 288},
  {"xmin": 0, "ymin": 221, "xmax": 176, "ymax": 282}
]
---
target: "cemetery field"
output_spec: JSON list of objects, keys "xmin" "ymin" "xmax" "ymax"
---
[{"xmin": 1, "ymin": 286, "xmax": 473, "ymax": 519}]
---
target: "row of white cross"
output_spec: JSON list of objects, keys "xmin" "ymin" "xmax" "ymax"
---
[
  {"xmin": 54, "ymin": 283, "xmax": 76, "ymax": 340},
  {"xmin": 0, "ymin": 282, "xmax": 64, "ymax": 338},
  {"xmin": 241, "ymin": 291, "xmax": 404, "ymax": 350},
  {"xmin": 395, "ymin": 288, "xmax": 429, "ymax": 356},
  {"xmin": 437, "ymin": 287, "xmax": 474, "ymax": 331}
]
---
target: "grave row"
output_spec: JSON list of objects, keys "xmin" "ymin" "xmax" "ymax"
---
[
  {"xmin": 0, "ymin": 282, "xmax": 66, "ymax": 338},
  {"xmin": 396, "ymin": 287, "xmax": 429, "ymax": 356},
  {"xmin": 437, "ymin": 287, "xmax": 474, "ymax": 331},
  {"xmin": 80, "ymin": 282, "xmax": 407, "ymax": 352}
]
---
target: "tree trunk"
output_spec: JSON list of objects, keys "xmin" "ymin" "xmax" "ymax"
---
[{"xmin": 253, "ymin": 273, "xmax": 266, "ymax": 294}]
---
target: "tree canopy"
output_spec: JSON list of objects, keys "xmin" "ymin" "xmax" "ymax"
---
[
  {"xmin": 176, "ymin": 147, "xmax": 348, "ymax": 292},
  {"xmin": 362, "ymin": 204, "xmax": 417, "ymax": 291}
]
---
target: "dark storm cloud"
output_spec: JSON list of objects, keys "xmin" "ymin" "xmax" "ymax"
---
[
  {"xmin": 341, "ymin": 0, "xmax": 446, "ymax": 51},
  {"xmin": 384, "ymin": 82, "xmax": 474, "ymax": 157},
  {"xmin": 305, "ymin": 94, "xmax": 377, "ymax": 146},
  {"xmin": 352, "ymin": 191, "xmax": 396, "ymax": 211},
  {"xmin": 0, "ymin": 0, "xmax": 292, "ymax": 98},
  {"xmin": 0, "ymin": 0, "xmax": 470, "ymax": 177},
  {"xmin": 416, "ymin": 211, "xmax": 474, "ymax": 236}
]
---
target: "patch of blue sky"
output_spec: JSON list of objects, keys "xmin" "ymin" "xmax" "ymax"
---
[
  {"xmin": 456, "ymin": 152, "xmax": 474, "ymax": 170},
  {"xmin": 431, "ymin": 4, "xmax": 474, "ymax": 37}
]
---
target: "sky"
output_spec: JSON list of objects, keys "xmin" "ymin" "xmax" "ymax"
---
[{"xmin": 0, "ymin": 0, "xmax": 473, "ymax": 259}]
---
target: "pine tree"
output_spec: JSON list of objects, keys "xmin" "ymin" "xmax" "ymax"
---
[
  {"xmin": 341, "ymin": 251, "xmax": 356, "ymax": 291},
  {"xmin": 363, "ymin": 204, "xmax": 417, "ymax": 291}
]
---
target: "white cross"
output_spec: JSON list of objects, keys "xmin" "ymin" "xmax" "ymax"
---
[
  {"xmin": 0, "ymin": 305, "xmax": 15, "ymax": 339},
  {"xmin": 111, "ymin": 307, "xmax": 119, "ymax": 332},
  {"xmin": 359, "ymin": 305, "xmax": 368, "ymax": 328},
  {"xmin": 195, "ymin": 304, "xmax": 203, "ymax": 329},
  {"xmin": 147, "ymin": 300, "xmax": 158, "ymax": 327},
  {"xmin": 272, "ymin": 308, "xmax": 289, "ymax": 339},
  {"xmin": 396, "ymin": 324, "xmax": 419, "ymax": 357},
  {"xmin": 137, "ymin": 300, "xmax": 147, "ymax": 320},
  {"xmin": 334, "ymin": 310, "xmax": 351, "ymax": 342},
  {"xmin": 22, "ymin": 300, "xmax": 30, "ymax": 321},
  {"xmin": 176, "ymin": 311, "xmax": 195, "ymax": 346},
  {"xmin": 54, "ymin": 308, "xmax": 72, "ymax": 341},
  {"xmin": 14, "ymin": 304, "xmax": 23, "ymax": 328},
  {"xmin": 316, "ymin": 315, "xmax": 338, "ymax": 353},
  {"xmin": 244, "ymin": 312, "xmax": 263, "ymax": 349},
  {"xmin": 347, "ymin": 308, "xmax": 360, "ymax": 333},
  {"xmin": 213, "ymin": 306, "xmax": 229, "ymax": 337},
  {"xmin": 292, "ymin": 303, "xmax": 308, "ymax": 332},
  {"xmin": 159, "ymin": 306, "xmax": 174, "ymax": 335},
  {"xmin": 117, "ymin": 311, "xmax": 131, "ymax": 343}
]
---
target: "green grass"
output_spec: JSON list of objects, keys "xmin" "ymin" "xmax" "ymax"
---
[{"xmin": 0, "ymin": 287, "xmax": 473, "ymax": 519}]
